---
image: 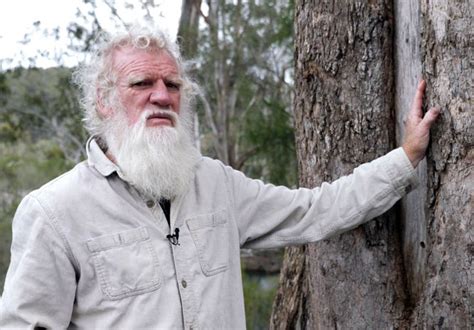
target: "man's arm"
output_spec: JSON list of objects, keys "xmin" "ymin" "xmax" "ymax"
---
[
  {"xmin": 229, "ymin": 80, "xmax": 439, "ymax": 248},
  {"xmin": 0, "ymin": 195, "xmax": 76, "ymax": 327}
]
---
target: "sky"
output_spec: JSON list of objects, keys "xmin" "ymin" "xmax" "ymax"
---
[{"xmin": 0, "ymin": 0, "xmax": 182, "ymax": 70}]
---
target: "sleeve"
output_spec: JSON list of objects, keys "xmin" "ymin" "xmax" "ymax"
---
[
  {"xmin": 228, "ymin": 148, "xmax": 418, "ymax": 249},
  {"xmin": 0, "ymin": 194, "xmax": 77, "ymax": 328}
]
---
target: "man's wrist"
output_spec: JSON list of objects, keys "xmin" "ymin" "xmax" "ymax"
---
[{"xmin": 402, "ymin": 144, "xmax": 421, "ymax": 169}]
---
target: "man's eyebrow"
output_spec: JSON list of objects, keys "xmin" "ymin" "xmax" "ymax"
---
[
  {"xmin": 127, "ymin": 75, "xmax": 148, "ymax": 84},
  {"xmin": 165, "ymin": 76, "xmax": 183, "ymax": 84},
  {"xmin": 126, "ymin": 75, "xmax": 183, "ymax": 84}
]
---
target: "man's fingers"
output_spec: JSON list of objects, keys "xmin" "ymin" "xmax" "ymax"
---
[
  {"xmin": 411, "ymin": 80, "xmax": 426, "ymax": 117},
  {"xmin": 420, "ymin": 107, "xmax": 440, "ymax": 130}
]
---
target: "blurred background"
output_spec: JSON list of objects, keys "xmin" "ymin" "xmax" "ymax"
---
[{"xmin": 0, "ymin": 1, "xmax": 296, "ymax": 328}]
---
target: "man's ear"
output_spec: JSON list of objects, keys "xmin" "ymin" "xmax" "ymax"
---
[{"xmin": 96, "ymin": 88, "xmax": 113, "ymax": 118}]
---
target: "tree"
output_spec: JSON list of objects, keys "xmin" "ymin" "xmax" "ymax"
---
[
  {"xmin": 193, "ymin": 0, "xmax": 296, "ymax": 185},
  {"xmin": 177, "ymin": 0, "xmax": 203, "ymax": 58},
  {"xmin": 271, "ymin": 0, "xmax": 471, "ymax": 328},
  {"xmin": 0, "ymin": 67, "xmax": 87, "ymax": 163}
]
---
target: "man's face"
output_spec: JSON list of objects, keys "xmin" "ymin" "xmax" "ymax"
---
[
  {"xmin": 99, "ymin": 46, "xmax": 199, "ymax": 199},
  {"xmin": 107, "ymin": 46, "xmax": 182, "ymax": 128}
]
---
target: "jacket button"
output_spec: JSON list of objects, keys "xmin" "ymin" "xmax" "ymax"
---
[
  {"xmin": 181, "ymin": 279, "xmax": 187, "ymax": 288},
  {"xmin": 146, "ymin": 200, "xmax": 155, "ymax": 208}
]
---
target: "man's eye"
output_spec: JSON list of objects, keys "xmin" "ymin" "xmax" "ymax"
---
[
  {"xmin": 165, "ymin": 81, "xmax": 181, "ymax": 91},
  {"xmin": 131, "ymin": 80, "xmax": 153, "ymax": 88}
]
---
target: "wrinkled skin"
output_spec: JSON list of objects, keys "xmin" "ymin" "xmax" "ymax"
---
[{"xmin": 99, "ymin": 47, "xmax": 182, "ymax": 128}]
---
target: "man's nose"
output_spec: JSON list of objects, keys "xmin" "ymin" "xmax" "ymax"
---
[{"xmin": 149, "ymin": 80, "xmax": 171, "ymax": 107}]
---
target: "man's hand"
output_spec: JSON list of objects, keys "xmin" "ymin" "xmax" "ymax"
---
[{"xmin": 402, "ymin": 80, "xmax": 440, "ymax": 168}]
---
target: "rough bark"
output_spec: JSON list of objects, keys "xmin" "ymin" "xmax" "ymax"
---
[
  {"xmin": 272, "ymin": 0, "xmax": 472, "ymax": 328},
  {"xmin": 272, "ymin": 1, "xmax": 408, "ymax": 328},
  {"xmin": 411, "ymin": 0, "xmax": 473, "ymax": 327},
  {"xmin": 271, "ymin": 246, "xmax": 307, "ymax": 329}
]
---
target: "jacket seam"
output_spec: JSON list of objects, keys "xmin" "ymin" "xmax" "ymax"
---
[{"xmin": 29, "ymin": 194, "xmax": 80, "ymax": 271}]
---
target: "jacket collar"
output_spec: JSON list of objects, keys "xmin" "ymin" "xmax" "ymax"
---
[{"xmin": 86, "ymin": 137, "xmax": 121, "ymax": 177}]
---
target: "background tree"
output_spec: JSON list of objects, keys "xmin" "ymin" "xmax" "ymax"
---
[
  {"xmin": 1, "ymin": 67, "xmax": 87, "ymax": 163},
  {"xmin": 195, "ymin": 0, "xmax": 296, "ymax": 185},
  {"xmin": 271, "ymin": 0, "xmax": 472, "ymax": 328},
  {"xmin": 177, "ymin": 0, "xmax": 203, "ymax": 58}
]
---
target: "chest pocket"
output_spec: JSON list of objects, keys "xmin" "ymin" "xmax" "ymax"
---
[
  {"xmin": 86, "ymin": 227, "xmax": 161, "ymax": 300},
  {"xmin": 186, "ymin": 210, "xmax": 229, "ymax": 276}
]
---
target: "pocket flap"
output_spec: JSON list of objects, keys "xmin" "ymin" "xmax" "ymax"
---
[
  {"xmin": 186, "ymin": 210, "xmax": 229, "ymax": 276},
  {"xmin": 186, "ymin": 210, "xmax": 227, "ymax": 231},
  {"xmin": 87, "ymin": 227, "xmax": 149, "ymax": 253}
]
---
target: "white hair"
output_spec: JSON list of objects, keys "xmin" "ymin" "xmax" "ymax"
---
[{"xmin": 73, "ymin": 24, "xmax": 198, "ymax": 137}]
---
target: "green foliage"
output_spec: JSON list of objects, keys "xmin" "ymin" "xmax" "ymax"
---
[
  {"xmin": 244, "ymin": 100, "xmax": 297, "ymax": 185},
  {"xmin": 0, "ymin": 67, "xmax": 87, "ymax": 162},
  {"xmin": 242, "ymin": 271, "xmax": 279, "ymax": 330},
  {"xmin": 195, "ymin": 0, "xmax": 297, "ymax": 186}
]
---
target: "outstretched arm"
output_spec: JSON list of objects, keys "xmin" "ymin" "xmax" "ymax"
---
[{"xmin": 402, "ymin": 80, "xmax": 440, "ymax": 168}]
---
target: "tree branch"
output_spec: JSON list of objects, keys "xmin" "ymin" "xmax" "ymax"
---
[{"xmin": 234, "ymin": 146, "xmax": 259, "ymax": 170}]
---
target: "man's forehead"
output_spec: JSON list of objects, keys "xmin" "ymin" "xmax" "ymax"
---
[{"xmin": 111, "ymin": 46, "xmax": 179, "ymax": 76}]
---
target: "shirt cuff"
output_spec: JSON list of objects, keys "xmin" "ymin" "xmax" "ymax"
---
[{"xmin": 381, "ymin": 147, "xmax": 419, "ymax": 196}]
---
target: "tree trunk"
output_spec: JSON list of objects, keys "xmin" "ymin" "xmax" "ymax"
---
[
  {"xmin": 177, "ymin": 0, "xmax": 202, "ymax": 59},
  {"xmin": 271, "ymin": 0, "xmax": 472, "ymax": 328},
  {"xmin": 177, "ymin": 0, "xmax": 203, "ymax": 147}
]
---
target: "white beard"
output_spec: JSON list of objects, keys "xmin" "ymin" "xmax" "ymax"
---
[{"xmin": 103, "ymin": 105, "xmax": 200, "ymax": 200}]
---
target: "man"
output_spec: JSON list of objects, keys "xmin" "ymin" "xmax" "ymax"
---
[{"xmin": 0, "ymin": 25, "xmax": 439, "ymax": 328}]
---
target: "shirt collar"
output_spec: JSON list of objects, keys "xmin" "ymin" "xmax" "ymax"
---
[{"xmin": 86, "ymin": 137, "xmax": 121, "ymax": 177}]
